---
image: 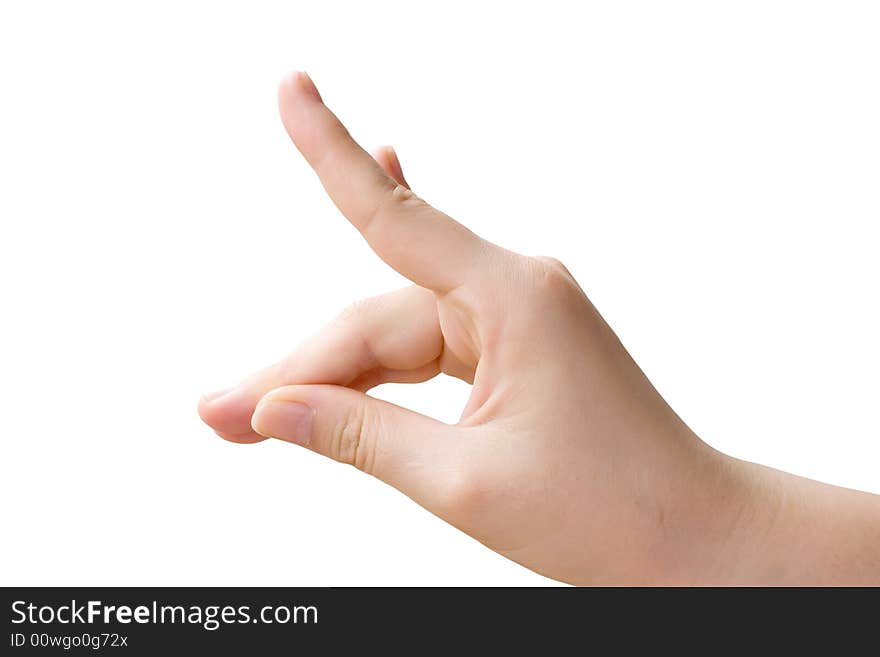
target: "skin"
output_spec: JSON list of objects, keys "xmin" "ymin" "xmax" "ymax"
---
[{"xmin": 198, "ymin": 72, "xmax": 880, "ymax": 585}]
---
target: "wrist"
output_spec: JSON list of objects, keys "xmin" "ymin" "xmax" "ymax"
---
[
  {"xmin": 651, "ymin": 441, "xmax": 880, "ymax": 585},
  {"xmin": 645, "ymin": 441, "xmax": 781, "ymax": 585}
]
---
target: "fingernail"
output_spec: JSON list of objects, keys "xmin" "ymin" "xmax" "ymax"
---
[
  {"xmin": 202, "ymin": 387, "xmax": 234, "ymax": 403},
  {"xmin": 295, "ymin": 71, "xmax": 322, "ymax": 102},
  {"xmin": 252, "ymin": 400, "xmax": 314, "ymax": 446}
]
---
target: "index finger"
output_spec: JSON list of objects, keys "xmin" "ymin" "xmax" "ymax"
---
[{"xmin": 278, "ymin": 72, "xmax": 485, "ymax": 293}]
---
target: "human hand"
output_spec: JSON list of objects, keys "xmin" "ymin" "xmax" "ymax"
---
[{"xmin": 199, "ymin": 72, "xmax": 880, "ymax": 585}]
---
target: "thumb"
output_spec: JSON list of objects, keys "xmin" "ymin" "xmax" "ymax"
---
[{"xmin": 251, "ymin": 384, "xmax": 462, "ymax": 510}]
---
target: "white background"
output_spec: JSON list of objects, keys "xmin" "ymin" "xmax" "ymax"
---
[{"xmin": 1, "ymin": 1, "xmax": 878, "ymax": 586}]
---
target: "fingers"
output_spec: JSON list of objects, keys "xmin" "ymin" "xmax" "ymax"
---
[
  {"xmin": 251, "ymin": 384, "xmax": 463, "ymax": 510},
  {"xmin": 372, "ymin": 146, "xmax": 409, "ymax": 189},
  {"xmin": 198, "ymin": 286, "xmax": 469, "ymax": 444},
  {"xmin": 278, "ymin": 72, "xmax": 486, "ymax": 293}
]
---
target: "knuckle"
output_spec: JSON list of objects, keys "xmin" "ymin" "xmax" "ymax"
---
[
  {"xmin": 364, "ymin": 184, "xmax": 423, "ymax": 234},
  {"xmin": 337, "ymin": 297, "xmax": 374, "ymax": 323},
  {"xmin": 333, "ymin": 298, "xmax": 381, "ymax": 370},
  {"xmin": 438, "ymin": 462, "xmax": 492, "ymax": 521},
  {"xmin": 528, "ymin": 256, "xmax": 578, "ymax": 298},
  {"xmin": 330, "ymin": 401, "xmax": 377, "ymax": 474},
  {"xmin": 389, "ymin": 183, "xmax": 422, "ymax": 208},
  {"xmin": 361, "ymin": 184, "xmax": 433, "ymax": 271},
  {"xmin": 534, "ymin": 255, "xmax": 572, "ymax": 277}
]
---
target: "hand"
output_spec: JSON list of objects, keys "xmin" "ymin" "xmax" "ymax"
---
[{"xmin": 199, "ymin": 72, "xmax": 880, "ymax": 585}]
